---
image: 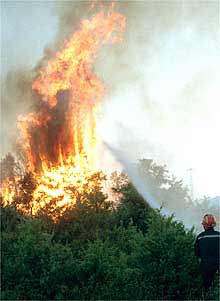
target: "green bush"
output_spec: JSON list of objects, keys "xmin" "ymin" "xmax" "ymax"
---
[{"xmin": 1, "ymin": 171, "xmax": 219, "ymax": 300}]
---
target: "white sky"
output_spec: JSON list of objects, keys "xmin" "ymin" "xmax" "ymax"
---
[{"xmin": 1, "ymin": 1, "xmax": 220, "ymax": 199}]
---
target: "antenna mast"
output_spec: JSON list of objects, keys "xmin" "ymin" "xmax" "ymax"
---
[{"xmin": 187, "ymin": 168, "xmax": 194, "ymax": 201}]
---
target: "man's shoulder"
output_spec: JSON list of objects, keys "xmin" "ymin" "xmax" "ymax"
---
[
  {"xmin": 196, "ymin": 231, "xmax": 205, "ymax": 239},
  {"xmin": 196, "ymin": 229, "xmax": 220, "ymax": 240},
  {"xmin": 207, "ymin": 229, "xmax": 220, "ymax": 236}
]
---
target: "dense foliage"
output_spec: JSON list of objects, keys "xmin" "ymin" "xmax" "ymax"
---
[{"xmin": 1, "ymin": 157, "xmax": 219, "ymax": 300}]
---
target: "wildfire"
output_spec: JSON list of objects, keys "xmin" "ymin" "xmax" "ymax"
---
[
  {"xmin": 1, "ymin": 178, "xmax": 17, "ymax": 205},
  {"xmin": 1, "ymin": 4, "xmax": 125, "ymax": 216}
]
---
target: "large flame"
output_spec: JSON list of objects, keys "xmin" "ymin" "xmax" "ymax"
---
[{"xmin": 1, "ymin": 4, "xmax": 125, "ymax": 216}]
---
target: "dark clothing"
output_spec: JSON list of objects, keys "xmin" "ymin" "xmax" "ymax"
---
[
  {"xmin": 195, "ymin": 228, "xmax": 220, "ymax": 290},
  {"xmin": 195, "ymin": 228, "xmax": 220, "ymax": 265},
  {"xmin": 200, "ymin": 262, "xmax": 218, "ymax": 290}
]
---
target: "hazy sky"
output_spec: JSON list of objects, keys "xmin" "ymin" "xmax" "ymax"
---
[
  {"xmin": 1, "ymin": 1, "xmax": 220, "ymax": 199},
  {"xmin": 1, "ymin": 1, "xmax": 57, "ymax": 73}
]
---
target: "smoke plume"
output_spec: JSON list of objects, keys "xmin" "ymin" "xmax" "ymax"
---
[{"xmin": 1, "ymin": 1, "xmax": 219, "ymax": 228}]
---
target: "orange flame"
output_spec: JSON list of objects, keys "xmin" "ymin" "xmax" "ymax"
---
[{"xmin": 1, "ymin": 5, "xmax": 125, "ymax": 216}]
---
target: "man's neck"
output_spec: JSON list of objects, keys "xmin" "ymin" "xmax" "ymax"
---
[{"xmin": 204, "ymin": 227, "xmax": 214, "ymax": 231}]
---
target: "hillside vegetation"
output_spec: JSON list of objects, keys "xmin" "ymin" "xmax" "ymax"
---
[{"xmin": 1, "ymin": 158, "xmax": 219, "ymax": 300}]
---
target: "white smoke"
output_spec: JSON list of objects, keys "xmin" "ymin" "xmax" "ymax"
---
[
  {"xmin": 2, "ymin": 1, "xmax": 220, "ymax": 229},
  {"xmin": 96, "ymin": 0, "xmax": 220, "ymax": 199}
]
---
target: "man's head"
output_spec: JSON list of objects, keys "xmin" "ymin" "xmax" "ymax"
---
[{"xmin": 202, "ymin": 214, "xmax": 216, "ymax": 230}]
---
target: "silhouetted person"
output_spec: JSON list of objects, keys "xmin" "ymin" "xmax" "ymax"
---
[{"xmin": 195, "ymin": 214, "xmax": 220, "ymax": 291}]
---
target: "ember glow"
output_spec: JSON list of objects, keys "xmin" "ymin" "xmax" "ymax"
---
[{"xmin": 1, "ymin": 4, "xmax": 125, "ymax": 216}]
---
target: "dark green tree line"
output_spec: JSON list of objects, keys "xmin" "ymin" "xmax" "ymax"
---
[{"xmin": 1, "ymin": 155, "xmax": 219, "ymax": 300}]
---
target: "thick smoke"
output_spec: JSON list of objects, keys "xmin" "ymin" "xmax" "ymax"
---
[
  {"xmin": 21, "ymin": 90, "xmax": 72, "ymax": 171},
  {"xmin": 94, "ymin": 1, "xmax": 220, "ymax": 199},
  {"xmin": 1, "ymin": 1, "xmax": 110, "ymax": 157},
  {"xmin": 2, "ymin": 1, "xmax": 219, "ymax": 229},
  {"xmin": 1, "ymin": 68, "xmax": 35, "ymax": 156}
]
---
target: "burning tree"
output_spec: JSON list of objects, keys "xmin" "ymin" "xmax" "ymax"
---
[
  {"xmin": 1, "ymin": 4, "xmax": 125, "ymax": 217},
  {"xmin": 0, "ymin": 153, "xmax": 22, "ymax": 206}
]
